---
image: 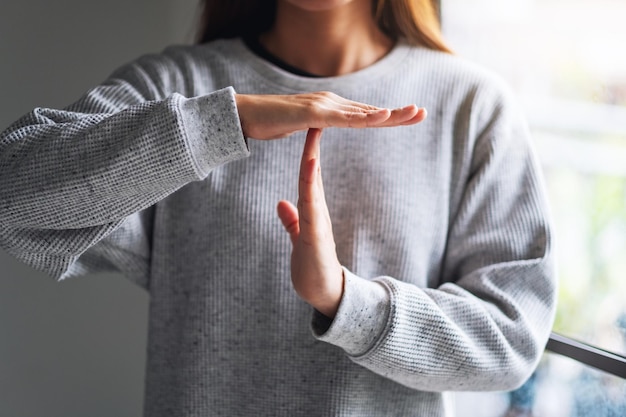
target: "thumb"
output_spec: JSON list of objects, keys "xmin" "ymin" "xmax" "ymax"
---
[{"xmin": 276, "ymin": 200, "xmax": 300, "ymax": 245}]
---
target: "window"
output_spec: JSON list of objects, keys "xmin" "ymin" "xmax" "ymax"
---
[{"xmin": 441, "ymin": 0, "xmax": 626, "ymax": 414}]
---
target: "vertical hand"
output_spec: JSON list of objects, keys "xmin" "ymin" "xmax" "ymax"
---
[{"xmin": 277, "ymin": 128, "xmax": 344, "ymax": 318}]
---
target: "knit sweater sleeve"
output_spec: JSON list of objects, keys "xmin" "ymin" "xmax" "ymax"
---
[
  {"xmin": 313, "ymin": 81, "xmax": 557, "ymax": 392},
  {"xmin": 0, "ymin": 51, "xmax": 249, "ymax": 283}
]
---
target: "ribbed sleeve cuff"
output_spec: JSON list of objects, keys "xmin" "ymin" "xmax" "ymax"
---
[
  {"xmin": 178, "ymin": 86, "xmax": 249, "ymax": 177},
  {"xmin": 312, "ymin": 267, "xmax": 390, "ymax": 356}
]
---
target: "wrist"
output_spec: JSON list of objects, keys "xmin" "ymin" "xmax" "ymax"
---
[
  {"xmin": 308, "ymin": 267, "xmax": 344, "ymax": 318},
  {"xmin": 234, "ymin": 94, "xmax": 250, "ymax": 137}
]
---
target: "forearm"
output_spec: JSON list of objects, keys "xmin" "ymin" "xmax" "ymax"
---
[
  {"xmin": 0, "ymin": 88, "xmax": 247, "ymax": 230},
  {"xmin": 314, "ymin": 261, "xmax": 556, "ymax": 392}
]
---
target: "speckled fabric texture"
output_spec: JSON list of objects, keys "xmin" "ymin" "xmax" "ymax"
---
[{"xmin": 0, "ymin": 38, "xmax": 557, "ymax": 416}]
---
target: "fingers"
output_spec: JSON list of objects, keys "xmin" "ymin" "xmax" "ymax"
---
[
  {"xmin": 277, "ymin": 128, "xmax": 323, "ymax": 246},
  {"xmin": 306, "ymin": 91, "xmax": 421, "ymax": 128},
  {"xmin": 299, "ymin": 127, "xmax": 322, "ymax": 179},
  {"xmin": 297, "ymin": 129, "xmax": 323, "ymax": 240},
  {"xmin": 316, "ymin": 97, "xmax": 425, "ymax": 129},
  {"xmin": 346, "ymin": 108, "xmax": 392, "ymax": 128},
  {"xmin": 278, "ymin": 128, "xmax": 334, "ymax": 250},
  {"xmin": 277, "ymin": 200, "xmax": 299, "ymax": 245},
  {"xmin": 376, "ymin": 105, "xmax": 427, "ymax": 127},
  {"xmin": 400, "ymin": 107, "xmax": 428, "ymax": 125},
  {"xmin": 319, "ymin": 105, "xmax": 391, "ymax": 128}
]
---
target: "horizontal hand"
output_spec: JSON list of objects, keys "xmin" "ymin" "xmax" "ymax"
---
[{"xmin": 236, "ymin": 91, "xmax": 426, "ymax": 140}]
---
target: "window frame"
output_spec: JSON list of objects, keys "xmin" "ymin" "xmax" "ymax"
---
[{"xmin": 546, "ymin": 332, "xmax": 626, "ymax": 378}]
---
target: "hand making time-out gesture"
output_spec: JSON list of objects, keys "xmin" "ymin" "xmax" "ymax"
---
[{"xmin": 276, "ymin": 128, "xmax": 344, "ymax": 318}]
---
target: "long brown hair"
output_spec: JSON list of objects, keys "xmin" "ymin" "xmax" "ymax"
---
[{"xmin": 196, "ymin": 0, "xmax": 452, "ymax": 54}]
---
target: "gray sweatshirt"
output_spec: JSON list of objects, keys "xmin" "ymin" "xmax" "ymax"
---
[{"xmin": 0, "ymin": 38, "xmax": 556, "ymax": 416}]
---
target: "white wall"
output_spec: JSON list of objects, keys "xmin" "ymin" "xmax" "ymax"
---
[{"xmin": 0, "ymin": 1, "xmax": 198, "ymax": 416}]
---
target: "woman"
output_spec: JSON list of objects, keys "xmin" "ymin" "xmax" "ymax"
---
[{"xmin": 0, "ymin": 0, "xmax": 556, "ymax": 416}]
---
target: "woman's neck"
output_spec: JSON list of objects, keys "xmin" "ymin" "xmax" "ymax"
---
[{"xmin": 259, "ymin": 0, "xmax": 393, "ymax": 77}]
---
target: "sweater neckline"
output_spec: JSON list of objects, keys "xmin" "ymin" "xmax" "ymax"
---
[
  {"xmin": 226, "ymin": 37, "xmax": 412, "ymax": 92},
  {"xmin": 242, "ymin": 35, "xmax": 323, "ymax": 78}
]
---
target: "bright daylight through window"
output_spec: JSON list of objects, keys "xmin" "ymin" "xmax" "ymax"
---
[{"xmin": 442, "ymin": 0, "xmax": 626, "ymax": 416}]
